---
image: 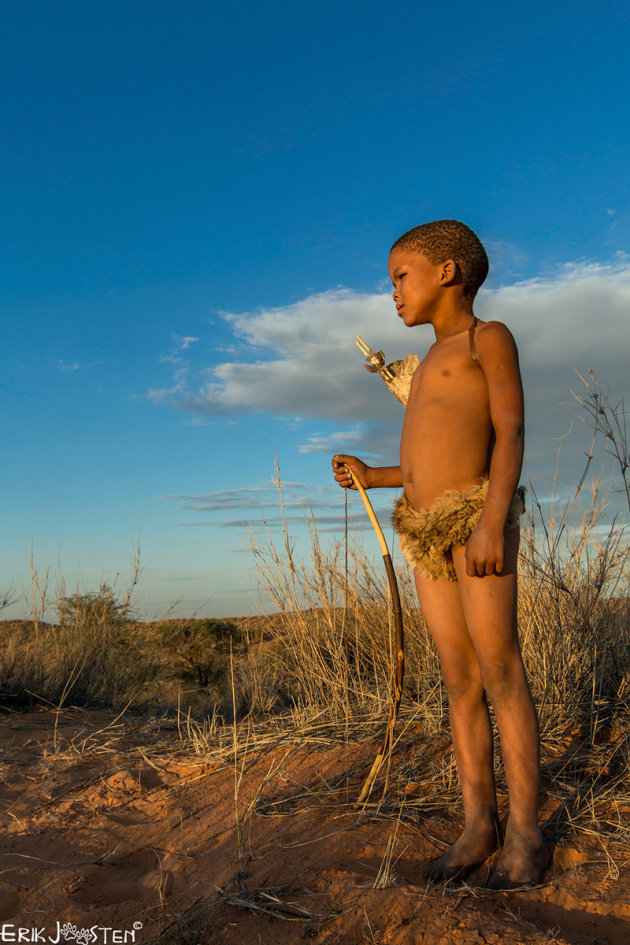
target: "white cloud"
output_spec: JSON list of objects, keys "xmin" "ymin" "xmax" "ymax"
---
[
  {"xmin": 148, "ymin": 288, "xmax": 409, "ymax": 423},
  {"xmin": 486, "ymin": 258, "xmax": 630, "ymax": 490},
  {"xmin": 149, "ymin": 258, "xmax": 630, "ymax": 495}
]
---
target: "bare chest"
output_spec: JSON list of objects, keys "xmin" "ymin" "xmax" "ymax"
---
[{"xmin": 409, "ymin": 342, "xmax": 487, "ymax": 414}]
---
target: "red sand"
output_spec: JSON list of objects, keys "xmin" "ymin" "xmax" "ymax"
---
[{"xmin": 1, "ymin": 709, "xmax": 629, "ymax": 945}]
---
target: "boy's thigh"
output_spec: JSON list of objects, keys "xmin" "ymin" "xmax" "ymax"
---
[
  {"xmin": 450, "ymin": 527, "xmax": 520, "ymax": 660},
  {"xmin": 414, "ymin": 571, "xmax": 481, "ymax": 681}
]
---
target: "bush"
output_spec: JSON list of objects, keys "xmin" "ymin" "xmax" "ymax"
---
[
  {"xmin": 154, "ymin": 619, "xmax": 243, "ymax": 687},
  {"xmin": 0, "ymin": 576, "xmax": 149, "ymax": 709},
  {"xmin": 56, "ymin": 583, "xmax": 129, "ymax": 629}
]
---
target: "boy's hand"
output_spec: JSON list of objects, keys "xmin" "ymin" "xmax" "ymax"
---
[
  {"xmin": 332, "ymin": 455, "xmax": 371, "ymax": 490},
  {"xmin": 465, "ymin": 524, "xmax": 505, "ymax": 577}
]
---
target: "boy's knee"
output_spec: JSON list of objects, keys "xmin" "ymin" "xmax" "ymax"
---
[
  {"xmin": 443, "ymin": 666, "xmax": 483, "ymax": 702},
  {"xmin": 479, "ymin": 657, "xmax": 524, "ymax": 704}
]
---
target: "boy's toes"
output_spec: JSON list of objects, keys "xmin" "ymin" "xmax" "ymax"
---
[
  {"xmin": 425, "ymin": 856, "xmax": 479, "ymax": 885},
  {"xmin": 426, "ymin": 825, "xmax": 500, "ymax": 885},
  {"xmin": 486, "ymin": 841, "xmax": 551, "ymax": 890},
  {"xmin": 486, "ymin": 869, "xmax": 547, "ymax": 890},
  {"xmin": 486, "ymin": 870, "xmax": 533, "ymax": 891}
]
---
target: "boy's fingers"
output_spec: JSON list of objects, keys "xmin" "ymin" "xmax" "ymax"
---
[
  {"xmin": 465, "ymin": 544, "xmax": 482, "ymax": 577},
  {"xmin": 333, "ymin": 463, "xmax": 356, "ymax": 489},
  {"xmin": 467, "ymin": 556, "xmax": 493, "ymax": 578},
  {"xmin": 480, "ymin": 558, "xmax": 503, "ymax": 576}
]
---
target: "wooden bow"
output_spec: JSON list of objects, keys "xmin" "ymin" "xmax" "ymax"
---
[{"xmin": 343, "ymin": 464, "xmax": 404, "ymax": 804}]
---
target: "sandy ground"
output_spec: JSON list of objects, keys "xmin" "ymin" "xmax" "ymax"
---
[{"xmin": 1, "ymin": 709, "xmax": 629, "ymax": 945}]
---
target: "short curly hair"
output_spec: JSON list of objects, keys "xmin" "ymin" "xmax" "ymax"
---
[{"xmin": 391, "ymin": 220, "xmax": 489, "ymax": 299}]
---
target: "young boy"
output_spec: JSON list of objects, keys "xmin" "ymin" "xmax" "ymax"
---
[{"xmin": 332, "ymin": 220, "xmax": 550, "ymax": 888}]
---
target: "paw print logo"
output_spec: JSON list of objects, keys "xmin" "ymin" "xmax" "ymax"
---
[
  {"xmin": 60, "ymin": 925, "xmax": 78, "ymax": 941},
  {"xmin": 59, "ymin": 925, "xmax": 97, "ymax": 944},
  {"xmin": 76, "ymin": 930, "xmax": 97, "ymax": 945}
]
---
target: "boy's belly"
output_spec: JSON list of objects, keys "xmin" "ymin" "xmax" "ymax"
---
[{"xmin": 400, "ymin": 402, "xmax": 494, "ymax": 511}]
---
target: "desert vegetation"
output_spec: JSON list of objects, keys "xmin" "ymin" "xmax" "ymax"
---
[
  {"xmin": 2, "ymin": 371, "xmax": 629, "ymax": 795},
  {"xmin": 1, "ymin": 372, "xmax": 629, "ymax": 943}
]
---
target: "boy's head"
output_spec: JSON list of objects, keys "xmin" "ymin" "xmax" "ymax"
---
[{"xmin": 391, "ymin": 220, "xmax": 488, "ymax": 300}]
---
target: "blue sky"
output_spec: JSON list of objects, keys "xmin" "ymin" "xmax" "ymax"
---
[{"xmin": 2, "ymin": 0, "xmax": 629, "ymax": 618}]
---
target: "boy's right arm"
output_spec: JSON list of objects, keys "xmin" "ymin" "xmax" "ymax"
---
[{"xmin": 332, "ymin": 454, "xmax": 402, "ymax": 490}]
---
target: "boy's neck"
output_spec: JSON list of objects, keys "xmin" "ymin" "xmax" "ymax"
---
[{"xmin": 430, "ymin": 297, "xmax": 476, "ymax": 342}]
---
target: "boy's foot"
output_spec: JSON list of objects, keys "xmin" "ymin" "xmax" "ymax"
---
[
  {"xmin": 486, "ymin": 833, "xmax": 551, "ymax": 890},
  {"xmin": 425, "ymin": 823, "xmax": 500, "ymax": 885}
]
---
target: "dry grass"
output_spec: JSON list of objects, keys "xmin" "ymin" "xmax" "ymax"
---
[
  {"xmin": 238, "ymin": 432, "xmax": 629, "ymax": 750},
  {"xmin": 138, "ymin": 372, "xmax": 630, "ymax": 945},
  {"xmin": 0, "ymin": 546, "xmax": 154, "ymax": 711},
  {"xmin": 1, "ymin": 374, "xmax": 629, "ymax": 945},
  {"xmin": 211, "ymin": 371, "xmax": 630, "ymax": 850}
]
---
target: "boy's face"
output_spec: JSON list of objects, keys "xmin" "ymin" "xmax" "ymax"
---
[{"xmin": 388, "ymin": 246, "xmax": 443, "ymax": 327}]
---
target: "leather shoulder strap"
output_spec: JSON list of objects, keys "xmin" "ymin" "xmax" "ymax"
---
[{"xmin": 468, "ymin": 315, "xmax": 479, "ymax": 363}]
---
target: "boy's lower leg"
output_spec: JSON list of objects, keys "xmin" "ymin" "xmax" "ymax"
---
[
  {"xmin": 426, "ymin": 689, "xmax": 502, "ymax": 882},
  {"xmin": 485, "ymin": 674, "xmax": 550, "ymax": 887}
]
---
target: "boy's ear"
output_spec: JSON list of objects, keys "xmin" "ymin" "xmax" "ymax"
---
[{"xmin": 439, "ymin": 259, "xmax": 460, "ymax": 286}]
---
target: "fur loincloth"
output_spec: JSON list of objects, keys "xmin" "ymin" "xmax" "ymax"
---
[{"xmin": 392, "ymin": 480, "xmax": 526, "ymax": 581}]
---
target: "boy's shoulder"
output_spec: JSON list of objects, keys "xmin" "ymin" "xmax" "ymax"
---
[
  {"xmin": 476, "ymin": 318, "xmax": 513, "ymax": 337},
  {"xmin": 475, "ymin": 319, "xmax": 518, "ymax": 355}
]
